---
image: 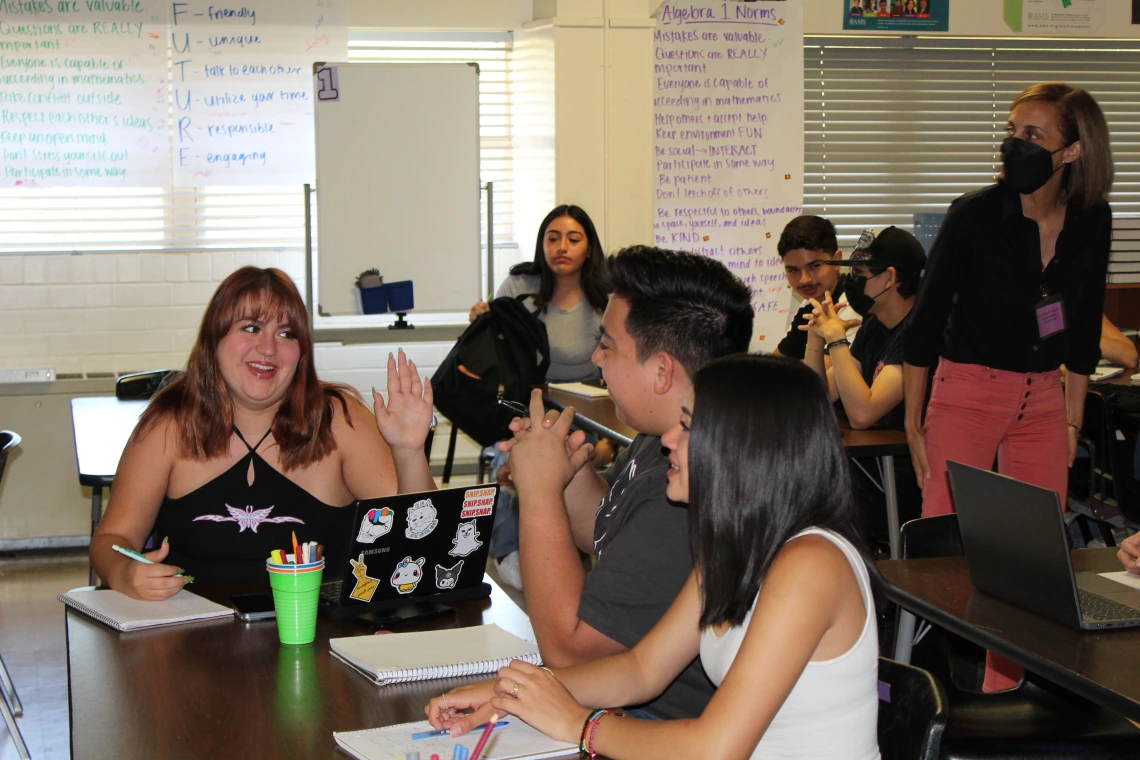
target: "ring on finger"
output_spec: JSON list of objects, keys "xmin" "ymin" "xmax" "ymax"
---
[
  {"xmin": 510, "ymin": 682, "xmax": 520, "ymax": 698},
  {"xmin": 441, "ymin": 693, "xmax": 449, "ymax": 711}
]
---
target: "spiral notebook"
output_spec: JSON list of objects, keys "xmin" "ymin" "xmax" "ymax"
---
[
  {"xmin": 58, "ymin": 587, "xmax": 233, "ymax": 632},
  {"xmin": 329, "ymin": 624, "xmax": 541, "ymax": 685},
  {"xmin": 334, "ymin": 718, "xmax": 577, "ymax": 760}
]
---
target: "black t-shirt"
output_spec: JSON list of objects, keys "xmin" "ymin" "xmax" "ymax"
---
[
  {"xmin": 849, "ymin": 313, "xmax": 911, "ymax": 431},
  {"xmin": 777, "ymin": 274, "xmax": 849, "ymax": 360},
  {"xmin": 580, "ymin": 434, "xmax": 714, "ymax": 720}
]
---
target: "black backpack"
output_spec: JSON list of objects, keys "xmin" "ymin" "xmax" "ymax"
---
[{"xmin": 430, "ymin": 295, "xmax": 551, "ymax": 447}]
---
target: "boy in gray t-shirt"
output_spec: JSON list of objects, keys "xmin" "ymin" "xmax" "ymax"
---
[{"xmin": 499, "ymin": 246, "xmax": 754, "ymax": 720}]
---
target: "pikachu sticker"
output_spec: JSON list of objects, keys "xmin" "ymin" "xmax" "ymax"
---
[{"xmin": 348, "ymin": 553, "xmax": 382, "ymax": 602}]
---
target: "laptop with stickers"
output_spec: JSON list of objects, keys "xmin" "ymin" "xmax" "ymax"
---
[{"xmin": 318, "ymin": 484, "xmax": 499, "ymax": 619}]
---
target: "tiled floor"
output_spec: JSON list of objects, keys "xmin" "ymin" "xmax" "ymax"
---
[{"xmin": 0, "ymin": 473, "xmax": 526, "ymax": 760}]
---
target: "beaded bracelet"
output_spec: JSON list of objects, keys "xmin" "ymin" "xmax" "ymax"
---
[{"xmin": 580, "ymin": 709, "xmax": 607, "ymax": 754}]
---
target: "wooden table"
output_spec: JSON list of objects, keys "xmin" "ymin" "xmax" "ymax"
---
[
  {"xmin": 546, "ymin": 388, "xmax": 911, "ymax": 558},
  {"xmin": 878, "ymin": 547, "xmax": 1140, "ymax": 722},
  {"xmin": 66, "ymin": 576, "xmax": 537, "ymax": 760},
  {"xmin": 70, "ymin": 396, "xmax": 147, "ymax": 584}
]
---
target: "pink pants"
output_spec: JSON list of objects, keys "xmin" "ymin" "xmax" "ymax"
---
[
  {"xmin": 921, "ymin": 358, "xmax": 1068, "ymax": 691},
  {"xmin": 921, "ymin": 358, "xmax": 1068, "ymax": 518}
]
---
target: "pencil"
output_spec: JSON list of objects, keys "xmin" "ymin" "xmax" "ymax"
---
[{"xmin": 469, "ymin": 713, "xmax": 500, "ymax": 760}]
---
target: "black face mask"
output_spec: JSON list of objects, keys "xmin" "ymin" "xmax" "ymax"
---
[
  {"xmin": 845, "ymin": 271, "xmax": 888, "ymax": 317},
  {"xmin": 1001, "ymin": 136, "xmax": 1069, "ymax": 195}
]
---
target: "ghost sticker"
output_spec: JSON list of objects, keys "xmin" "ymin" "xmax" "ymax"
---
[
  {"xmin": 356, "ymin": 506, "xmax": 394, "ymax": 543},
  {"xmin": 348, "ymin": 553, "xmax": 383, "ymax": 602},
  {"xmin": 448, "ymin": 520, "xmax": 483, "ymax": 558},
  {"xmin": 434, "ymin": 560, "xmax": 464, "ymax": 590},
  {"xmin": 390, "ymin": 556, "xmax": 425, "ymax": 595},
  {"xmin": 404, "ymin": 499, "xmax": 438, "ymax": 540}
]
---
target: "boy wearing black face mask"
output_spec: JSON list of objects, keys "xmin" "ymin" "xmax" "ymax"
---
[
  {"xmin": 800, "ymin": 226, "xmax": 926, "ymax": 432},
  {"xmin": 801, "ymin": 226, "xmax": 927, "ymax": 553}
]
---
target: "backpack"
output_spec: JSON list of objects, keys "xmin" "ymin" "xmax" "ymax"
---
[{"xmin": 430, "ymin": 295, "xmax": 551, "ymax": 447}]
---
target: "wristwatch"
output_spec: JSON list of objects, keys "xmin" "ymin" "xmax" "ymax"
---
[{"xmin": 824, "ymin": 338, "xmax": 851, "ymax": 354}]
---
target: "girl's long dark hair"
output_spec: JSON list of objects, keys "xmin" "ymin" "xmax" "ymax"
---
[
  {"xmin": 689, "ymin": 355, "xmax": 868, "ymax": 628},
  {"xmin": 509, "ymin": 204, "xmax": 609, "ymax": 313}
]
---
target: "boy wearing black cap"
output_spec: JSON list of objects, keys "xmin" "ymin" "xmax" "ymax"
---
[
  {"xmin": 802, "ymin": 226, "xmax": 928, "ymax": 549},
  {"xmin": 801, "ymin": 225, "xmax": 927, "ymax": 431}
]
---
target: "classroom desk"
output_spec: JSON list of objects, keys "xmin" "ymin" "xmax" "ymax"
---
[
  {"xmin": 878, "ymin": 547, "xmax": 1140, "ymax": 722},
  {"xmin": 545, "ymin": 388, "xmax": 911, "ymax": 558},
  {"xmin": 65, "ymin": 576, "xmax": 541, "ymax": 760},
  {"xmin": 69, "ymin": 396, "xmax": 147, "ymax": 584}
]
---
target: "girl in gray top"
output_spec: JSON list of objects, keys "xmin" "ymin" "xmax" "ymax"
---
[{"xmin": 470, "ymin": 204, "xmax": 609, "ymax": 382}]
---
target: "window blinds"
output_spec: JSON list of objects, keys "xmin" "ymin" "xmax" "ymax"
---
[
  {"xmin": 0, "ymin": 31, "xmax": 515, "ymax": 258},
  {"xmin": 804, "ymin": 36, "xmax": 1140, "ymax": 249}
]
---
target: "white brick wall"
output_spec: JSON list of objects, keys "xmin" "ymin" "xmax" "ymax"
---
[{"xmin": 0, "ymin": 250, "xmax": 309, "ymax": 376}]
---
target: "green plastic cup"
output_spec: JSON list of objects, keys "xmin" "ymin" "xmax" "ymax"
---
[{"xmin": 267, "ymin": 559, "xmax": 324, "ymax": 645}]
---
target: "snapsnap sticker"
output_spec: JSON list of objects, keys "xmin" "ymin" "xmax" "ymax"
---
[
  {"xmin": 461, "ymin": 486, "xmax": 496, "ymax": 519},
  {"xmin": 404, "ymin": 499, "xmax": 438, "ymax": 539},
  {"xmin": 356, "ymin": 506, "xmax": 394, "ymax": 543},
  {"xmin": 390, "ymin": 556, "xmax": 425, "ymax": 595},
  {"xmin": 348, "ymin": 553, "xmax": 383, "ymax": 602},
  {"xmin": 434, "ymin": 560, "xmax": 464, "ymax": 590},
  {"xmin": 448, "ymin": 520, "xmax": 483, "ymax": 557}
]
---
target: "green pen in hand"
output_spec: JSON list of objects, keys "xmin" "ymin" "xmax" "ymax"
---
[{"xmin": 112, "ymin": 543, "xmax": 193, "ymax": 583}]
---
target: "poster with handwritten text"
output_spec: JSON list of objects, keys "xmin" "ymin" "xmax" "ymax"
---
[
  {"xmin": 0, "ymin": 0, "xmax": 169, "ymax": 186},
  {"xmin": 652, "ymin": 0, "xmax": 803, "ymax": 351},
  {"xmin": 168, "ymin": 0, "xmax": 347, "ymax": 185}
]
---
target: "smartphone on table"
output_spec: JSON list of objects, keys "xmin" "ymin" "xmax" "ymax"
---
[
  {"xmin": 230, "ymin": 594, "xmax": 276, "ymax": 621},
  {"xmin": 354, "ymin": 602, "xmax": 455, "ymax": 631}
]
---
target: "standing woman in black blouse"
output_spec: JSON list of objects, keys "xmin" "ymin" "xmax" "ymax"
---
[{"xmin": 903, "ymin": 83, "xmax": 1114, "ymax": 523}]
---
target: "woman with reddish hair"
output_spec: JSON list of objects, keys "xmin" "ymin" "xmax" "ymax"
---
[{"xmin": 91, "ymin": 267, "xmax": 434, "ymax": 599}]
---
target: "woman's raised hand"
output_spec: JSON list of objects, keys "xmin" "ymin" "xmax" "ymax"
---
[{"xmin": 373, "ymin": 349, "xmax": 434, "ymax": 453}]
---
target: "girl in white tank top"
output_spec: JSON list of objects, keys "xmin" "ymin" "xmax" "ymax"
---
[{"xmin": 425, "ymin": 356, "xmax": 881, "ymax": 760}]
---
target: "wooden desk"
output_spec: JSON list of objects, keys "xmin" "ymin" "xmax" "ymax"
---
[
  {"xmin": 878, "ymin": 548, "xmax": 1140, "ymax": 722},
  {"xmin": 547, "ymin": 389, "xmax": 911, "ymax": 558},
  {"xmin": 70, "ymin": 396, "xmax": 147, "ymax": 584},
  {"xmin": 66, "ymin": 576, "xmax": 535, "ymax": 760}
]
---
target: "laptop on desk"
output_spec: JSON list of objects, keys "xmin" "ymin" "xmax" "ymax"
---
[
  {"xmin": 318, "ymin": 484, "xmax": 499, "ymax": 620},
  {"xmin": 948, "ymin": 461, "xmax": 1140, "ymax": 630}
]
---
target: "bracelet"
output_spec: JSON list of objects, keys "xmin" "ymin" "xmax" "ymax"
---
[
  {"xmin": 580, "ymin": 709, "xmax": 606, "ymax": 755},
  {"xmin": 586, "ymin": 714, "xmax": 604, "ymax": 757},
  {"xmin": 1068, "ymin": 422, "xmax": 1081, "ymax": 433},
  {"xmin": 823, "ymin": 338, "xmax": 851, "ymax": 354}
]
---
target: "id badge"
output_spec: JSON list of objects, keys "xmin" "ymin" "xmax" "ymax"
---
[{"xmin": 1035, "ymin": 294, "xmax": 1066, "ymax": 339}]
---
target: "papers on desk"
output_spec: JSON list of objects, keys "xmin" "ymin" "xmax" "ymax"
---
[
  {"xmin": 548, "ymin": 382, "xmax": 609, "ymax": 399},
  {"xmin": 1099, "ymin": 571, "xmax": 1140, "ymax": 592},
  {"xmin": 58, "ymin": 587, "xmax": 233, "ymax": 631},
  {"xmin": 334, "ymin": 719, "xmax": 577, "ymax": 760},
  {"xmin": 329, "ymin": 624, "xmax": 541, "ymax": 686},
  {"xmin": 1091, "ymin": 365, "xmax": 1125, "ymax": 382}
]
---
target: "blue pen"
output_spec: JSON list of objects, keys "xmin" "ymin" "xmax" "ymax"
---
[
  {"xmin": 112, "ymin": 544, "xmax": 188, "ymax": 579},
  {"xmin": 413, "ymin": 722, "xmax": 508, "ymax": 741}
]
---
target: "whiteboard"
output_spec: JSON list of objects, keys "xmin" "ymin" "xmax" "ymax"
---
[{"xmin": 314, "ymin": 64, "xmax": 481, "ymax": 315}]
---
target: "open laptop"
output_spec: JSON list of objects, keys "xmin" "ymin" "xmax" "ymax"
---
[
  {"xmin": 318, "ymin": 484, "xmax": 499, "ymax": 620},
  {"xmin": 948, "ymin": 461, "xmax": 1140, "ymax": 630}
]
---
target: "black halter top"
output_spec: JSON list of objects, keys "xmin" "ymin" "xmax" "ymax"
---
[{"xmin": 155, "ymin": 428, "xmax": 355, "ymax": 581}]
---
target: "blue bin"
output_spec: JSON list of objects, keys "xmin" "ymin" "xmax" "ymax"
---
[
  {"xmin": 360, "ymin": 285, "xmax": 389, "ymax": 314},
  {"xmin": 386, "ymin": 280, "xmax": 415, "ymax": 312}
]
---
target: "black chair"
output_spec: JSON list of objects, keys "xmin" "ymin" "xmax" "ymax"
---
[
  {"xmin": 0, "ymin": 430, "xmax": 30, "ymax": 759},
  {"xmin": 115, "ymin": 369, "xmax": 180, "ymax": 400},
  {"xmin": 1069, "ymin": 390, "xmax": 1140, "ymax": 543},
  {"xmin": 896, "ymin": 513, "xmax": 1140, "ymax": 759},
  {"xmin": 878, "ymin": 657, "xmax": 948, "ymax": 760}
]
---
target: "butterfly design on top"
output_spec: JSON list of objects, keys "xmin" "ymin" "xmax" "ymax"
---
[{"xmin": 192, "ymin": 504, "xmax": 305, "ymax": 533}]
